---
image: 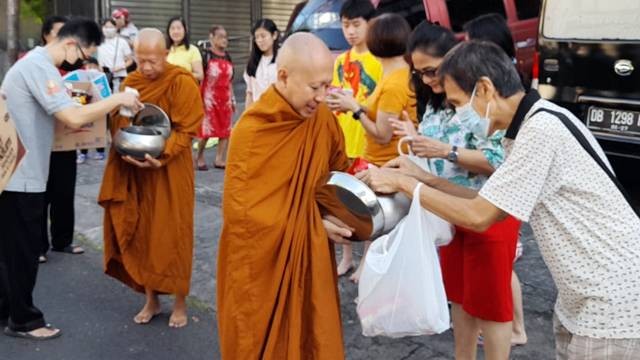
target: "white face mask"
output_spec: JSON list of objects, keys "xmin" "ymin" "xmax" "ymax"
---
[
  {"xmin": 103, "ymin": 27, "xmax": 117, "ymax": 38},
  {"xmin": 454, "ymin": 84, "xmax": 492, "ymax": 139}
]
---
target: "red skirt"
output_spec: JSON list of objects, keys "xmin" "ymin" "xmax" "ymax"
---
[{"xmin": 439, "ymin": 215, "xmax": 520, "ymax": 322}]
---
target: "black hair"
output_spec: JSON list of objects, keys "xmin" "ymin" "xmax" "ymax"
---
[
  {"xmin": 209, "ymin": 25, "xmax": 225, "ymax": 36},
  {"xmin": 464, "ymin": 13, "xmax": 515, "ymax": 59},
  {"xmin": 340, "ymin": 0, "xmax": 376, "ymax": 21},
  {"xmin": 439, "ymin": 41, "xmax": 524, "ymax": 97},
  {"xmin": 41, "ymin": 15, "xmax": 68, "ymax": 45},
  {"xmin": 166, "ymin": 16, "xmax": 191, "ymax": 50},
  {"xmin": 366, "ymin": 13, "xmax": 410, "ymax": 58},
  {"xmin": 246, "ymin": 19, "xmax": 279, "ymax": 77},
  {"xmin": 101, "ymin": 18, "xmax": 117, "ymax": 27},
  {"xmin": 57, "ymin": 17, "xmax": 104, "ymax": 48},
  {"xmin": 407, "ymin": 21, "xmax": 457, "ymax": 116}
]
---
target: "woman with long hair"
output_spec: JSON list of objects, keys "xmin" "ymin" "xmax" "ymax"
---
[
  {"xmin": 166, "ymin": 16, "xmax": 204, "ymax": 81},
  {"xmin": 391, "ymin": 21, "xmax": 518, "ymax": 360},
  {"xmin": 243, "ymin": 19, "xmax": 279, "ymax": 107}
]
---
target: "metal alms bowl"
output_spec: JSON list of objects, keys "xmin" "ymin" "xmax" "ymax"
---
[
  {"xmin": 113, "ymin": 126, "xmax": 166, "ymax": 160},
  {"xmin": 317, "ymin": 171, "xmax": 411, "ymax": 241},
  {"xmin": 132, "ymin": 103, "xmax": 171, "ymax": 139}
]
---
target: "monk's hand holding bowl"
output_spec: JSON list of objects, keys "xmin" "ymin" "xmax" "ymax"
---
[
  {"xmin": 325, "ymin": 90, "xmax": 359, "ymax": 114},
  {"xmin": 322, "ymin": 215, "xmax": 354, "ymax": 245},
  {"xmin": 122, "ymin": 153, "xmax": 163, "ymax": 169}
]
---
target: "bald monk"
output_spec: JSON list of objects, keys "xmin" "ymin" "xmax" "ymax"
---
[
  {"xmin": 98, "ymin": 28, "xmax": 204, "ymax": 328},
  {"xmin": 217, "ymin": 33, "xmax": 355, "ymax": 359}
]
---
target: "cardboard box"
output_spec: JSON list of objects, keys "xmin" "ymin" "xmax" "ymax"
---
[
  {"xmin": 0, "ymin": 93, "xmax": 27, "ymax": 194},
  {"xmin": 53, "ymin": 70, "xmax": 112, "ymax": 151}
]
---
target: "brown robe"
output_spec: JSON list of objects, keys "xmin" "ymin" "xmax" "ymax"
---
[
  {"xmin": 98, "ymin": 64, "xmax": 203, "ymax": 296},
  {"xmin": 217, "ymin": 86, "xmax": 349, "ymax": 359}
]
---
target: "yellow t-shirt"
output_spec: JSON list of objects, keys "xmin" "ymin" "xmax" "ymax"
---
[
  {"xmin": 364, "ymin": 67, "xmax": 417, "ymax": 166},
  {"xmin": 167, "ymin": 44, "xmax": 202, "ymax": 73},
  {"xmin": 332, "ymin": 49, "xmax": 383, "ymax": 158}
]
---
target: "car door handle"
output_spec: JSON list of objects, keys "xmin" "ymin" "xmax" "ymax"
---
[{"xmin": 516, "ymin": 38, "xmax": 536, "ymax": 49}]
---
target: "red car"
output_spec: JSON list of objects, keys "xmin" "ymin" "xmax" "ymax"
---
[{"xmin": 288, "ymin": 0, "xmax": 540, "ymax": 81}]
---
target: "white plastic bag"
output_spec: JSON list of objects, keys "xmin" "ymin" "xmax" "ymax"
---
[
  {"xmin": 397, "ymin": 135, "xmax": 432, "ymax": 172},
  {"xmin": 357, "ymin": 183, "xmax": 450, "ymax": 338}
]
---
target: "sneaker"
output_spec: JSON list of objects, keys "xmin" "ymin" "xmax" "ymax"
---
[
  {"xmin": 91, "ymin": 152, "xmax": 105, "ymax": 161},
  {"xmin": 76, "ymin": 153, "xmax": 86, "ymax": 164}
]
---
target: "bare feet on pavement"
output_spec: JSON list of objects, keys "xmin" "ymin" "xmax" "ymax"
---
[
  {"xmin": 169, "ymin": 296, "xmax": 188, "ymax": 328},
  {"xmin": 134, "ymin": 291, "xmax": 161, "ymax": 324}
]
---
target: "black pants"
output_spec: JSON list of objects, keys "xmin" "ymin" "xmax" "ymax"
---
[
  {"xmin": 41, "ymin": 150, "xmax": 77, "ymax": 254},
  {"xmin": 0, "ymin": 191, "xmax": 47, "ymax": 332}
]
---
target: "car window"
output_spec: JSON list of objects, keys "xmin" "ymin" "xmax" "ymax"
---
[
  {"xmin": 291, "ymin": 0, "xmax": 343, "ymax": 32},
  {"xmin": 514, "ymin": 0, "xmax": 541, "ymax": 20},
  {"xmin": 543, "ymin": 0, "xmax": 640, "ymax": 40},
  {"xmin": 445, "ymin": 0, "xmax": 506, "ymax": 32},
  {"xmin": 376, "ymin": 0, "xmax": 426, "ymax": 29}
]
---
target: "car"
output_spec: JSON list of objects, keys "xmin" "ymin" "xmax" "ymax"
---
[
  {"xmin": 534, "ymin": 1, "xmax": 640, "ymax": 159},
  {"xmin": 288, "ymin": 0, "xmax": 540, "ymax": 81}
]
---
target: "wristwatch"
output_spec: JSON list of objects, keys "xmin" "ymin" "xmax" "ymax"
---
[
  {"xmin": 352, "ymin": 108, "xmax": 365, "ymax": 120},
  {"xmin": 447, "ymin": 145, "xmax": 459, "ymax": 163}
]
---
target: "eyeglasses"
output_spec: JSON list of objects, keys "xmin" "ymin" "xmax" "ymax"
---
[
  {"xmin": 76, "ymin": 44, "xmax": 89, "ymax": 62},
  {"xmin": 412, "ymin": 67, "xmax": 438, "ymax": 79}
]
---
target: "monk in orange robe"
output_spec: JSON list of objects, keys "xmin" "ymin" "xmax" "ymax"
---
[
  {"xmin": 98, "ymin": 29, "xmax": 203, "ymax": 328},
  {"xmin": 217, "ymin": 33, "xmax": 355, "ymax": 359}
]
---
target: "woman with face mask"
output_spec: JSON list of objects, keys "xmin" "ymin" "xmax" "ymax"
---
[
  {"xmin": 389, "ymin": 21, "xmax": 519, "ymax": 360},
  {"xmin": 97, "ymin": 18, "xmax": 133, "ymax": 93}
]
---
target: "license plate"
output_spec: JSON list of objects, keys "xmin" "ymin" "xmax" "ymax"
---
[{"xmin": 586, "ymin": 107, "xmax": 640, "ymax": 136}]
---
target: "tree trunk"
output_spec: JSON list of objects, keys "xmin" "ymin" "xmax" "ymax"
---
[{"xmin": 6, "ymin": 0, "xmax": 20, "ymax": 67}]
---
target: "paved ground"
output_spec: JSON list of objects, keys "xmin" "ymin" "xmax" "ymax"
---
[{"xmin": 2, "ymin": 145, "xmax": 560, "ymax": 360}]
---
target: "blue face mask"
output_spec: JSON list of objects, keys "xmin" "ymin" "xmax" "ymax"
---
[{"xmin": 455, "ymin": 84, "xmax": 492, "ymax": 139}]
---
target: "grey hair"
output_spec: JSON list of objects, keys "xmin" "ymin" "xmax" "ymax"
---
[{"xmin": 438, "ymin": 40, "xmax": 523, "ymax": 97}]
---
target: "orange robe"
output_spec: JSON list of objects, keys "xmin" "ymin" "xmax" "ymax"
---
[
  {"xmin": 218, "ymin": 86, "xmax": 349, "ymax": 359},
  {"xmin": 98, "ymin": 64, "xmax": 203, "ymax": 296}
]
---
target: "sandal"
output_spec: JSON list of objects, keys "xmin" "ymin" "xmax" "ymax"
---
[
  {"xmin": 4, "ymin": 324, "xmax": 62, "ymax": 341},
  {"xmin": 196, "ymin": 164, "xmax": 208, "ymax": 171},
  {"xmin": 38, "ymin": 255, "xmax": 48, "ymax": 263},
  {"xmin": 51, "ymin": 245, "xmax": 84, "ymax": 255},
  {"xmin": 213, "ymin": 164, "xmax": 226, "ymax": 169}
]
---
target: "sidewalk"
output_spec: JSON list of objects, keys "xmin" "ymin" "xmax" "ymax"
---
[{"xmin": 1, "ymin": 146, "xmax": 558, "ymax": 359}]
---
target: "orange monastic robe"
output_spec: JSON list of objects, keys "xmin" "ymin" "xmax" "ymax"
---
[
  {"xmin": 98, "ymin": 64, "xmax": 203, "ymax": 296},
  {"xmin": 218, "ymin": 86, "xmax": 349, "ymax": 359}
]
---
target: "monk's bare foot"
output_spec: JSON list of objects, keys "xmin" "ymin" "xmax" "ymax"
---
[
  {"xmin": 169, "ymin": 296, "xmax": 188, "ymax": 328},
  {"xmin": 134, "ymin": 296, "xmax": 161, "ymax": 325},
  {"xmin": 337, "ymin": 257, "xmax": 355, "ymax": 276}
]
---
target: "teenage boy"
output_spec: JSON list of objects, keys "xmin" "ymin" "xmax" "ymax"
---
[{"xmin": 331, "ymin": 0, "xmax": 383, "ymax": 278}]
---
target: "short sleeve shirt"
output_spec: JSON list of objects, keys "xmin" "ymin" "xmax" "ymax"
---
[
  {"xmin": 0, "ymin": 47, "xmax": 76, "ymax": 193},
  {"xmin": 97, "ymin": 36, "xmax": 132, "ymax": 78},
  {"xmin": 167, "ymin": 44, "xmax": 202, "ymax": 73},
  {"xmin": 480, "ymin": 91, "xmax": 640, "ymax": 339},
  {"xmin": 419, "ymin": 104, "xmax": 505, "ymax": 190},
  {"xmin": 364, "ymin": 67, "xmax": 417, "ymax": 165},
  {"xmin": 243, "ymin": 55, "xmax": 277, "ymax": 103}
]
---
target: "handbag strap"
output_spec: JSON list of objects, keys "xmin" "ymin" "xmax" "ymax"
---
[{"xmin": 531, "ymin": 108, "xmax": 639, "ymax": 217}]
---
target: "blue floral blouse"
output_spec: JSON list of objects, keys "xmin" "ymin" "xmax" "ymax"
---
[{"xmin": 418, "ymin": 104, "xmax": 505, "ymax": 190}]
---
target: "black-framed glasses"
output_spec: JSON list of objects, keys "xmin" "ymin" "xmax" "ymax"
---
[
  {"xmin": 412, "ymin": 67, "xmax": 438, "ymax": 79},
  {"xmin": 76, "ymin": 44, "xmax": 89, "ymax": 62}
]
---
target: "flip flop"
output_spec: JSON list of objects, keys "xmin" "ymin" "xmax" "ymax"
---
[
  {"xmin": 213, "ymin": 164, "xmax": 226, "ymax": 169},
  {"xmin": 197, "ymin": 164, "xmax": 209, "ymax": 171},
  {"xmin": 38, "ymin": 255, "xmax": 48, "ymax": 263},
  {"xmin": 51, "ymin": 245, "xmax": 84, "ymax": 255},
  {"xmin": 4, "ymin": 324, "xmax": 62, "ymax": 341}
]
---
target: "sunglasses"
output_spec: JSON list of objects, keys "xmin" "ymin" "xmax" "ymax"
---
[{"xmin": 412, "ymin": 67, "xmax": 438, "ymax": 79}]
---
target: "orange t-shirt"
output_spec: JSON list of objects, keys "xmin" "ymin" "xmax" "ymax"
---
[{"xmin": 364, "ymin": 67, "xmax": 417, "ymax": 166}]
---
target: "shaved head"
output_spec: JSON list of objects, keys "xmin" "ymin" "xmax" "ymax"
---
[
  {"xmin": 275, "ymin": 33, "xmax": 334, "ymax": 118},
  {"xmin": 135, "ymin": 28, "xmax": 168, "ymax": 80}
]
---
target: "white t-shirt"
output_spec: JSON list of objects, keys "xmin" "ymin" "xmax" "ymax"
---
[
  {"xmin": 119, "ymin": 22, "xmax": 138, "ymax": 43},
  {"xmin": 243, "ymin": 55, "xmax": 277, "ymax": 103},
  {"xmin": 480, "ymin": 93, "xmax": 640, "ymax": 339},
  {"xmin": 97, "ymin": 36, "xmax": 132, "ymax": 78}
]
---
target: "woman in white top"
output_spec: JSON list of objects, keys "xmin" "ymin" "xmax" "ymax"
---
[
  {"xmin": 243, "ymin": 19, "xmax": 280, "ymax": 107},
  {"xmin": 97, "ymin": 18, "xmax": 133, "ymax": 92}
]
